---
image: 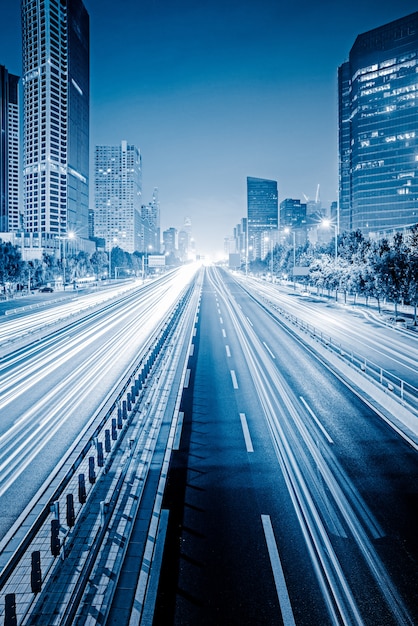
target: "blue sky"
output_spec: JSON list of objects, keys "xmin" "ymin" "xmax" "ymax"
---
[{"xmin": 1, "ymin": 0, "xmax": 418, "ymax": 258}]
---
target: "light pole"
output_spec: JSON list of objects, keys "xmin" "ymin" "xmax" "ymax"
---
[
  {"xmin": 264, "ymin": 235, "xmax": 274, "ymax": 282},
  {"xmin": 284, "ymin": 227, "xmax": 296, "ymax": 279},
  {"xmin": 143, "ymin": 245, "xmax": 152, "ymax": 280},
  {"xmin": 60, "ymin": 231, "xmax": 75, "ymax": 290},
  {"xmin": 321, "ymin": 219, "xmax": 338, "ymax": 261}
]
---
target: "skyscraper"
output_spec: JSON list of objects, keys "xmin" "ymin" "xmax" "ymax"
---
[
  {"xmin": 0, "ymin": 65, "xmax": 19, "ymax": 232},
  {"xmin": 247, "ymin": 176, "xmax": 278, "ymax": 259},
  {"xmin": 94, "ymin": 141, "xmax": 142, "ymax": 254},
  {"xmin": 140, "ymin": 188, "xmax": 161, "ymax": 253},
  {"xmin": 338, "ymin": 12, "xmax": 418, "ymax": 236},
  {"xmin": 22, "ymin": 0, "xmax": 90, "ymax": 243}
]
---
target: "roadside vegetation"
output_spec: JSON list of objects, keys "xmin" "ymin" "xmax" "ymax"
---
[{"xmin": 251, "ymin": 224, "xmax": 418, "ymax": 320}]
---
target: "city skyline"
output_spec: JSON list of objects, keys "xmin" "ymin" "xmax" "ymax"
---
[{"xmin": 1, "ymin": 1, "xmax": 418, "ymax": 258}]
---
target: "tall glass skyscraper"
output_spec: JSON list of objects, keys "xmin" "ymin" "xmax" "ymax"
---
[
  {"xmin": 94, "ymin": 141, "xmax": 143, "ymax": 254},
  {"xmin": 0, "ymin": 65, "xmax": 19, "ymax": 232},
  {"xmin": 247, "ymin": 176, "xmax": 278, "ymax": 259},
  {"xmin": 338, "ymin": 12, "xmax": 418, "ymax": 236},
  {"xmin": 22, "ymin": 0, "xmax": 90, "ymax": 242}
]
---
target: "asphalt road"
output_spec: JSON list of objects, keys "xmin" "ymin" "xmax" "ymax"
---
[
  {"xmin": 0, "ymin": 268, "xmax": 198, "ymax": 543},
  {"xmin": 154, "ymin": 267, "xmax": 418, "ymax": 626}
]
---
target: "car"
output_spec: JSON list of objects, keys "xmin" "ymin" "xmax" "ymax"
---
[{"xmin": 39, "ymin": 286, "xmax": 54, "ymax": 293}]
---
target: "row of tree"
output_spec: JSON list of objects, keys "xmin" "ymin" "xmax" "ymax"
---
[
  {"xmin": 257, "ymin": 225, "xmax": 418, "ymax": 319},
  {"xmin": 0, "ymin": 242, "xmax": 181, "ymax": 296}
]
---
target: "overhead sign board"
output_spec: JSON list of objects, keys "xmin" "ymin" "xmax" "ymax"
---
[{"xmin": 148, "ymin": 255, "xmax": 166, "ymax": 267}]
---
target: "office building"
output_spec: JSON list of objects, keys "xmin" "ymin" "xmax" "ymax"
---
[
  {"xmin": 0, "ymin": 65, "xmax": 19, "ymax": 232},
  {"xmin": 22, "ymin": 0, "xmax": 90, "ymax": 243},
  {"xmin": 338, "ymin": 12, "xmax": 418, "ymax": 236},
  {"xmin": 247, "ymin": 176, "xmax": 278, "ymax": 259},
  {"xmin": 94, "ymin": 141, "xmax": 142, "ymax": 254},
  {"xmin": 280, "ymin": 198, "xmax": 307, "ymax": 230},
  {"xmin": 163, "ymin": 227, "xmax": 178, "ymax": 256},
  {"xmin": 140, "ymin": 188, "xmax": 160, "ymax": 253}
]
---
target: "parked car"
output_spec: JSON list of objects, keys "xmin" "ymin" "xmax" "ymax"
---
[{"xmin": 39, "ymin": 286, "xmax": 54, "ymax": 293}]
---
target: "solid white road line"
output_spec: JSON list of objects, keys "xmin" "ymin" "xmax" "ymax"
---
[
  {"xmin": 299, "ymin": 396, "xmax": 334, "ymax": 444},
  {"xmin": 263, "ymin": 341, "xmax": 275, "ymax": 359},
  {"xmin": 230, "ymin": 370, "xmax": 238, "ymax": 389},
  {"xmin": 261, "ymin": 515, "xmax": 296, "ymax": 626},
  {"xmin": 246, "ymin": 316, "xmax": 253, "ymax": 326},
  {"xmin": 173, "ymin": 412, "xmax": 184, "ymax": 451},
  {"xmin": 225, "ymin": 345, "xmax": 231, "ymax": 357},
  {"xmin": 239, "ymin": 413, "xmax": 254, "ymax": 452},
  {"xmin": 184, "ymin": 369, "xmax": 191, "ymax": 388}
]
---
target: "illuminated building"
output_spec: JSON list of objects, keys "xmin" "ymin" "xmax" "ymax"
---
[
  {"xmin": 247, "ymin": 176, "xmax": 278, "ymax": 259},
  {"xmin": 0, "ymin": 65, "xmax": 19, "ymax": 232},
  {"xmin": 94, "ymin": 141, "xmax": 142, "ymax": 254},
  {"xmin": 339, "ymin": 12, "xmax": 418, "ymax": 236},
  {"xmin": 22, "ymin": 0, "xmax": 90, "ymax": 241}
]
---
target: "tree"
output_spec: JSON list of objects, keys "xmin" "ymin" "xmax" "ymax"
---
[
  {"xmin": 0, "ymin": 240, "xmax": 24, "ymax": 293},
  {"xmin": 407, "ymin": 225, "xmax": 418, "ymax": 324},
  {"xmin": 90, "ymin": 250, "xmax": 108, "ymax": 279}
]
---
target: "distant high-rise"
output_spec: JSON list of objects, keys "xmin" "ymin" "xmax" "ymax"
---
[
  {"xmin": 140, "ymin": 188, "xmax": 161, "ymax": 253},
  {"xmin": 22, "ymin": 0, "xmax": 90, "ymax": 241},
  {"xmin": 0, "ymin": 65, "xmax": 19, "ymax": 232},
  {"xmin": 338, "ymin": 12, "xmax": 418, "ymax": 236},
  {"xmin": 163, "ymin": 227, "xmax": 178, "ymax": 256},
  {"xmin": 94, "ymin": 141, "xmax": 142, "ymax": 253},
  {"xmin": 247, "ymin": 176, "xmax": 278, "ymax": 259}
]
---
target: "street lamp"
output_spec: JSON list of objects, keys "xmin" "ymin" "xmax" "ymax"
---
[
  {"xmin": 321, "ymin": 219, "xmax": 338, "ymax": 261},
  {"xmin": 143, "ymin": 245, "xmax": 153, "ymax": 280},
  {"xmin": 60, "ymin": 230, "xmax": 75, "ymax": 290},
  {"xmin": 264, "ymin": 235, "xmax": 274, "ymax": 282}
]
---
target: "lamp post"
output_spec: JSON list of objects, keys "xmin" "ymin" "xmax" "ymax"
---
[
  {"xmin": 143, "ymin": 245, "xmax": 152, "ymax": 280},
  {"xmin": 264, "ymin": 235, "xmax": 274, "ymax": 282},
  {"xmin": 284, "ymin": 227, "xmax": 296, "ymax": 283},
  {"xmin": 59, "ymin": 230, "xmax": 75, "ymax": 290},
  {"xmin": 321, "ymin": 219, "xmax": 338, "ymax": 261}
]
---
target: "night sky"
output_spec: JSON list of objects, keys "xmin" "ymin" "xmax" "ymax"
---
[{"xmin": 1, "ymin": 0, "xmax": 417, "ymax": 258}]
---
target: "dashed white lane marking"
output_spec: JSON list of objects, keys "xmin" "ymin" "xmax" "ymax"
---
[
  {"xmin": 222, "ymin": 329, "xmax": 226, "ymax": 338},
  {"xmin": 219, "ymin": 316, "xmax": 224, "ymax": 324},
  {"xmin": 299, "ymin": 396, "xmax": 334, "ymax": 444},
  {"xmin": 239, "ymin": 413, "xmax": 254, "ymax": 452},
  {"xmin": 189, "ymin": 344, "xmax": 195, "ymax": 357},
  {"xmin": 261, "ymin": 515, "xmax": 296, "ymax": 626},
  {"xmin": 263, "ymin": 341, "xmax": 275, "ymax": 359},
  {"xmin": 230, "ymin": 370, "xmax": 238, "ymax": 389},
  {"xmin": 184, "ymin": 369, "xmax": 191, "ymax": 388},
  {"xmin": 246, "ymin": 316, "xmax": 253, "ymax": 326},
  {"xmin": 225, "ymin": 345, "xmax": 231, "ymax": 357}
]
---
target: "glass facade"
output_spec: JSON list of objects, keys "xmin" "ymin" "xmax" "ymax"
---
[
  {"xmin": 338, "ymin": 12, "xmax": 418, "ymax": 236},
  {"xmin": 94, "ymin": 141, "xmax": 142, "ymax": 254},
  {"xmin": 22, "ymin": 0, "xmax": 89, "ymax": 239},
  {"xmin": 247, "ymin": 176, "xmax": 278, "ymax": 259},
  {"xmin": 0, "ymin": 66, "xmax": 19, "ymax": 232}
]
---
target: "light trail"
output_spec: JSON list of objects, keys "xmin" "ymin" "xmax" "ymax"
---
[
  {"xmin": 208, "ymin": 266, "xmax": 413, "ymax": 626},
  {"xmin": 0, "ymin": 266, "xmax": 200, "ymax": 508}
]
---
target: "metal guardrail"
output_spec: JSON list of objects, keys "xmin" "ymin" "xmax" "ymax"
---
[
  {"xmin": 0, "ymin": 281, "xmax": 195, "ymax": 625},
  {"xmin": 246, "ymin": 289, "xmax": 418, "ymax": 417}
]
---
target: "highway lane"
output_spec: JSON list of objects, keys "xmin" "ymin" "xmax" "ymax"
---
[
  {"xmin": 238, "ymin": 276, "xmax": 418, "ymax": 389},
  {"xmin": 0, "ymin": 280, "xmax": 143, "ymax": 348},
  {"xmin": 154, "ymin": 266, "xmax": 418, "ymax": 625},
  {"xmin": 0, "ymin": 265, "xmax": 199, "ymax": 543}
]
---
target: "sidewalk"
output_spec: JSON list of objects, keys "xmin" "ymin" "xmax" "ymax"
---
[
  {"xmin": 283, "ymin": 281, "xmax": 418, "ymax": 331},
  {"xmin": 0, "ymin": 290, "xmax": 78, "ymax": 316}
]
